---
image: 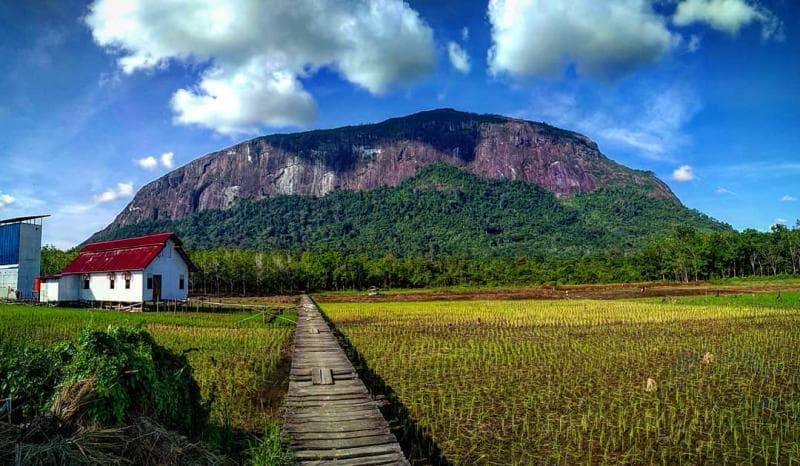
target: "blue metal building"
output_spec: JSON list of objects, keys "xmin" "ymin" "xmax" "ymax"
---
[{"xmin": 0, "ymin": 215, "xmax": 48, "ymax": 300}]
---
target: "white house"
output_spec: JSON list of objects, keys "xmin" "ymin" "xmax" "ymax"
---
[{"xmin": 40, "ymin": 232, "xmax": 194, "ymax": 304}]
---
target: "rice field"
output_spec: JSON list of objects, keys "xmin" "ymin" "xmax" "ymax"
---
[
  {"xmin": 322, "ymin": 296, "xmax": 800, "ymax": 465},
  {"xmin": 0, "ymin": 304, "xmax": 295, "ymax": 432}
]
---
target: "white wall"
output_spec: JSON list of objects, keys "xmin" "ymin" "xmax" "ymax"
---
[
  {"xmin": 40, "ymin": 279, "xmax": 58, "ymax": 302},
  {"xmin": 0, "ymin": 265, "xmax": 18, "ymax": 299},
  {"xmin": 143, "ymin": 239, "xmax": 189, "ymax": 301},
  {"xmin": 77, "ymin": 271, "xmax": 145, "ymax": 303}
]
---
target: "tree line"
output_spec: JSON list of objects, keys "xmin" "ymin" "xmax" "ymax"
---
[
  {"xmin": 187, "ymin": 223, "xmax": 800, "ymax": 294},
  {"xmin": 41, "ymin": 223, "xmax": 800, "ymax": 295}
]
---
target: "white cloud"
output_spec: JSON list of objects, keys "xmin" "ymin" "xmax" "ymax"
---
[
  {"xmin": 599, "ymin": 128, "xmax": 666, "ymax": 154},
  {"xmin": 447, "ymin": 42, "xmax": 471, "ymax": 74},
  {"xmin": 160, "ymin": 151, "xmax": 174, "ymax": 169},
  {"xmin": 687, "ymin": 34, "xmax": 702, "ymax": 52},
  {"xmin": 461, "ymin": 27, "xmax": 470, "ymax": 41},
  {"xmin": 0, "ymin": 191, "xmax": 15, "ymax": 209},
  {"xmin": 94, "ymin": 182, "xmax": 134, "ymax": 203},
  {"xmin": 722, "ymin": 161, "xmax": 800, "ymax": 181},
  {"xmin": 134, "ymin": 151, "xmax": 176, "ymax": 170},
  {"xmin": 170, "ymin": 63, "xmax": 317, "ymax": 133},
  {"xmin": 603, "ymin": 87, "xmax": 700, "ymax": 158},
  {"xmin": 673, "ymin": 0, "xmax": 784, "ymax": 41},
  {"xmin": 774, "ymin": 218, "xmax": 787, "ymax": 225},
  {"xmin": 781, "ymin": 195, "xmax": 797, "ymax": 202},
  {"xmin": 525, "ymin": 84, "xmax": 700, "ymax": 160},
  {"xmin": 487, "ymin": 0, "xmax": 676, "ymax": 79},
  {"xmin": 715, "ymin": 186, "xmax": 735, "ymax": 195},
  {"xmin": 672, "ymin": 165, "xmax": 696, "ymax": 182},
  {"xmin": 134, "ymin": 155, "xmax": 158, "ymax": 170},
  {"xmin": 85, "ymin": 0, "xmax": 435, "ymax": 134}
]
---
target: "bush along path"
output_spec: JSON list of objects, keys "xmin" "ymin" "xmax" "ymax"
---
[
  {"xmin": 0, "ymin": 326, "xmax": 225, "ymax": 465},
  {"xmin": 283, "ymin": 295, "xmax": 409, "ymax": 465}
]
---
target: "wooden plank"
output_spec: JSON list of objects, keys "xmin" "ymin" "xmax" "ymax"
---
[
  {"xmin": 292, "ymin": 381, "xmax": 365, "ymax": 391},
  {"xmin": 290, "ymin": 364, "xmax": 354, "ymax": 371},
  {"xmin": 286, "ymin": 394, "xmax": 369, "ymax": 403},
  {"xmin": 298, "ymin": 453, "xmax": 407, "ymax": 466},
  {"xmin": 285, "ymin": 399, "xmax": 379, "ymax": 408},
  {"xmin": 292, "ymin": 443, "xmax": 403, "ymax": 460},
  {"xmin": 293, "ymin": 379, "xmax": 363, "ymax": 388},
  {"xmin": 287, "ymin": 409, "xmax": 379, "ymax": 419},
  {"xmin": 287, "ymin": 411, "xmax": 382, "ymax": 422},
  {"xmin": 310, "ymin": 367, "xmax": 333, "ymax": 385},
  {"xmin": 284, "ymin": 294, "xmax": 408, "ymax": 465},
  {"xmin": 286, "ymin": 429, "xmax": 393, "ymax": 441},
  {"xmin": 290, "ymin": 374, "xmax": 357, "ymax": 381},
  {"xmin": 289, "ymin": 434, "xmax": 398, "ymax": 450},
  {"xmin": 286, "ymin": 416, "xmax": 388, "ymax": 428},
  {"xmin": 291, "ymin": 368, "xmax": 356, "ymax": 376},
  {"xmin": 291, "ymin": 387, "xmax": 366, "ymax": 397},
  {"xmin": 284, "ymin": 420, "xmax": 390, "ymax": 434}
]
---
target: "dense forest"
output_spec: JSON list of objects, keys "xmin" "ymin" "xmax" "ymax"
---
[
  {"xmin": 43, "ymin": 164, "xmax": 794, "ymax": 294},
  {"xmin": 43, "ymin": 223, "xmax": 800, "ymax": 295},
  {"xmin": 90, "ymin": 164, "xmax": 724, "ymax": 257}
]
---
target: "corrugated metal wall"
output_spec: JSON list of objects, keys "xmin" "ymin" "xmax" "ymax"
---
[{"xmin": 0, "ymin": 223, "xmax": 20, "ymax": 265}]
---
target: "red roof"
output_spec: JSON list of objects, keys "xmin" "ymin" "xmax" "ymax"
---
[{"xmin": 61, "ymin": 232, "xmax": 192, "ymax": 275}]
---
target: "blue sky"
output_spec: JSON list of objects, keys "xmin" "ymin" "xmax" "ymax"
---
[{"xmin": 0, "ymin": 0, "xmax": 798, "ymax": 248}]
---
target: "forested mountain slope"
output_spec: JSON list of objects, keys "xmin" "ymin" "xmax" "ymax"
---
[{"xmin": 92, "ymin": 164, "xmax": 726, "ymax": 257}]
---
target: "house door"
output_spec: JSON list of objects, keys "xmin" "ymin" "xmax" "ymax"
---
[{"xmin": 152, "ymin": 275, "xmax": 162, "ymax": 301}]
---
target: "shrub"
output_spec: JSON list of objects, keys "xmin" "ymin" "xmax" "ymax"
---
[
  {"xmin": 57, "ymin": 326, "xmax": 208, "ymax": 436},
  {"xmin": 0, "ymin": 342, "xmax": 73, "ymax": 420}
]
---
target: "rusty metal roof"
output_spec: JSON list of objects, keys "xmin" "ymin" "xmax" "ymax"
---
[{"xmin": 61, "ymin": 232, "xmax": 194, "ymax": 275}]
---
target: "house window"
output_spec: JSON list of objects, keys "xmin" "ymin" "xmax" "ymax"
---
[
  {"xmin": 83, "ymin": 276, "xmax": 90, "ymax": 289},
  {"xmin": 125, "ymin": 278, "xmax": 131, "ymax": 289},
  {"xmin": 179, "ymin": 274, "xmax": 185, "ymax": 290},
  {"xmin": 147, "ymin": 275, "xmax": 153, "ymax": 290},
  {"xmin": 109, "ymin": 277, "xmax": 115, "ymax": 289}
]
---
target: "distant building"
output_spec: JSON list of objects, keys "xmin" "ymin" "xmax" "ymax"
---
[
  {"xmin": 40, "ymin": 232, "xmax": 194, "ymax": 304},
  {"xmin": 0, "ymin": 215, "xmax": 48, "ymax": 300}
]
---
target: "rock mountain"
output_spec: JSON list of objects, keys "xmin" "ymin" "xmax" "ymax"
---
[
  {"xmin": 108, "ymin": 108, "xmax": 677, "ymax": 228},
  {"xmin": 94, "ymin": 109, "xmax": 724, "ymax": 257}
]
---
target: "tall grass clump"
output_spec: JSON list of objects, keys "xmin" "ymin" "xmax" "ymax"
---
[{"xmin": 246, "ymin": 421, "xmax": 294, "ymax": 466}]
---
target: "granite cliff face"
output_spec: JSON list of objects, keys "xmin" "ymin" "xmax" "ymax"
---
[{"xmin": 108, "ymin": 109, "xmax": 676, "ymax": 228}]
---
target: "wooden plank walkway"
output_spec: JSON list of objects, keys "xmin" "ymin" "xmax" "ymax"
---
[{"xmin": 284, "ymin": 295, "xmax": 409, "ymax": 465}]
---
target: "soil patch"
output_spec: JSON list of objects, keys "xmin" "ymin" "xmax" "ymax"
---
[{"xmin": 313, "ymin": 282, "xmax": 800, "ymax": 303}]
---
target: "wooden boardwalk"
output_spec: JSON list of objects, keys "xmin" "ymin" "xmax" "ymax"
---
[{"xmin": 284, "ymin": 295, "xmax": 409, "ymax": 465}]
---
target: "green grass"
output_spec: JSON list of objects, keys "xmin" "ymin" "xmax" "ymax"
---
[
  {"xmin": 0, "ymin": 304, "xmax": 294, "ymax": 432},
  {"xmin": 658, "ymin": 290, "xmax": 800, "ymax": 310},
  {"xmin": 322, "ymin": 298, "xmax": 800, "ymax": 465},
  {"xmin": 246, "ymin": 422, "xmax": 295, "ymax": 466},
  {"xmin": 708, "ymin": 275, "xmax": 800, "ymax": 286}
]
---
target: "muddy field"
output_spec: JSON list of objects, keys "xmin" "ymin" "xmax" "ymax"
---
[{"xmin": 313, "ymin": 280, "xmax": 800, "ymax": 303}]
